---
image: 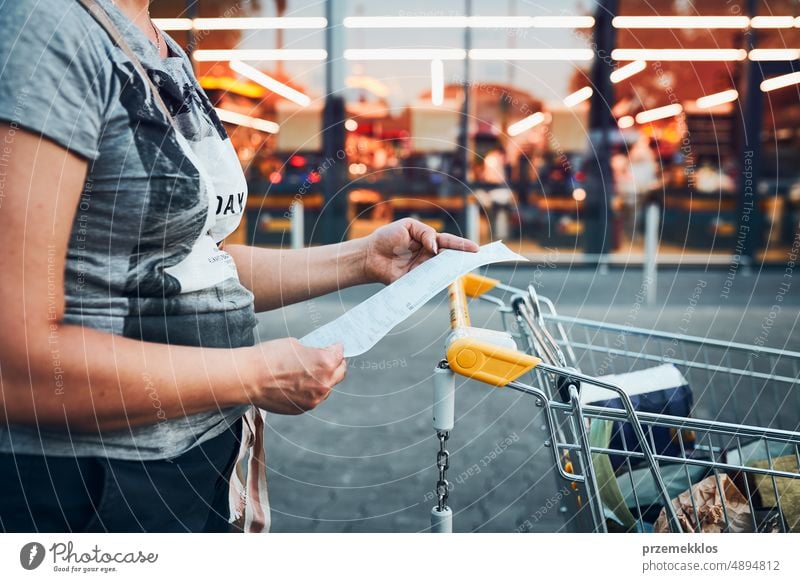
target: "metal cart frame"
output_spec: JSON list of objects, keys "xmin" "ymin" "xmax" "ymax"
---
[{"xmin": 429, "ymin": 274, "xmax": 800, "ymax": 533}]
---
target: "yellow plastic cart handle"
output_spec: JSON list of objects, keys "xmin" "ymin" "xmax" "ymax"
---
[
  {"xmin": 461, "ymin": 273, "xmax": 499, "ymax": 298},
  {"xmin": 447, "ymin": 338, "xmax": 540, "ymax": 386},
  {"xmin": 446, "ymin": 277, "xmax": 540, "ymax": 386}
]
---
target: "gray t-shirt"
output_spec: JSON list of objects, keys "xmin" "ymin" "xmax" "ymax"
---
[{"xmin": 0, "ymin": 0, "xmax": 255, "ymax": 460}]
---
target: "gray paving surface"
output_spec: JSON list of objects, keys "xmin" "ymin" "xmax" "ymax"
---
[{"xmin": 255, "ymin": 266, "xmax": 800, "ymax": 532}]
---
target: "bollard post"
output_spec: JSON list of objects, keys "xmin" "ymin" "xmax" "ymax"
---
[
  {"xmin": 495, "ymin": 205, "xmax": 510, "ymax": 240},
  {"xmin": 643, "ymin": 202, "xmax": 659, "ymax": 306},
  {"xmin": 466, "ymin": 198, "xmax": 480, "ymax": 244},
  {"xmin": 290, "ymin": 200, "xmax": 304, "ymax": 250}
]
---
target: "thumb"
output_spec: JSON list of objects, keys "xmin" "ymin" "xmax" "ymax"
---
[{"xmin": 325, "ymin": 342, "xmax": 344, "ymax": 358}]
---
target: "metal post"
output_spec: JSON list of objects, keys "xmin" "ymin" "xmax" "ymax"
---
[
  {"xmin": 457, "ymin": 0, "xmax": 472, "ymax": 235},
  {"xmin": 643, "ymin": 202, "xmax": 659, "ymax": 306},
  {"xmin": 320, "ymin": 0, "xmax": 348, "ymax": 245},
  {"xmin": 496, "ymin": 205, "xmax": 510, "ymax": 240},
  {"xmin": 185, "ymin": 0, "xmax": 199, "ymax": 64},
  {"xmin": 583, "ymin": 0, "xmax": 618, "ymax": 257},
  {"xmin": 466, "ymin": 197, "xmax": 480, "ymax": 244},
  {"xmin": 290, "ymin": 200, "xmax": 304, "ymax": 249},
  {"xmin": 737, "ymin": 0, "xmax": 764, "ymax": 265}
]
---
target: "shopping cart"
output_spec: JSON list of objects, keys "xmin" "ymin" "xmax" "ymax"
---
[{"xmin": 428, "ymin": 273, "xmax": 800, "ymax": 533}]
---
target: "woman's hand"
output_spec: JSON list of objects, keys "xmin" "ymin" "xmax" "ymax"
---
[
  {"xmin": 247, "ymin": 338, "xmax": 346, "ymax": 415},
  {"xmin": 363, "ymin": 218, "xmax": 479, "ymax": 285}
]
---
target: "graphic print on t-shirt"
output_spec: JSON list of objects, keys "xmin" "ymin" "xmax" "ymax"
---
[
  {"xmin": 110, "ymin": 49, "xmax": 249, "ymax": 300},
  {"xmin": 113, "ymin": 60, "xmax": 208, "ymax": 299}
]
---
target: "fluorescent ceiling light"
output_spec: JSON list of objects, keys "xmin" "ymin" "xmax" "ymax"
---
[
  {"xmin": 229, "ymin": 60, "xmax": 311, "ymax": 107},
  {"xmin": 695, "ymin": 89, "xmax": 739, "ymax": 109},
  {"xmin": 344, "ymin": 16, "xmax": 469, "ymax": 28},
  {"xmin": 532, "ymin": 16, "xmax": 595, "ymax": 28},
  {"xmin": 610, "ymin": 60, "xmax": 647, "ymax": 83},
  {"xmin": 611, "ymin": 49, "xmax": 747, "ymax": 61},
  {"xmin": 193, "ymin": 49, "xmax": 327, "ymax": 62},
  {"xmin": 343, "ymin": 15, "xmax": 592, "ymax": 28},
  {"xmin": 431, "ymin": 60, "xmax": 445, "ymax": 106},
  {"xmin": 750, "ymin": 16, "xmax": 795, "ymax": 29},
  {"xmin": 760, "ymin": 71, "xmax": 800, "ymax": 92},
  {"xmin": 344, "ymin": 49, "xmax": 466, "ymax": 61},
  {"xmin": 469, "ymin": 16, "xmax": 533, "ymax": 28},
  {"xmin": 508, "ymin": 112, "xmax": 545, "ymax": 136},
  {"xmin": 612, "ymin": 16, "xmax": 749, "ymax": 29},
  {"xmin": 564, "ymin": 86, "xmax": 593, "ymax": 107},
  {"xmin": 152, "ymin": 18, "xmax": 193, "ymax": 31},
  {"xmin": 635, "ymin": 103, "xmax": 683, "ymax": 124},
  {"xmin": 469, "ymin": 48, "xmax": 594, "ymax": 61},
  {"xmin": 617, "ymin": 115, "xmax": 635, "ymax": 129},
  {"xmin": 748, "ymin": 49, "xmax": 800, "ymax": 61},
  {"xmin": 193, "ymin": 17, "xmax": 327, "ymax": 30},
  {"xmin": 214, "ymin": 108, "xmax": 279, "ymax": 133}
]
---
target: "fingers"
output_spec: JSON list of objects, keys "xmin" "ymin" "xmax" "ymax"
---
[
  {"xmin": 404, "ymin": 218, "xmax": 479, "ymax": 255},
  {"xmin": 331, "ymin": 357, "xmax": 347, "ymax": 387},
  {"xmin": 404, "ymin": 218, "xmax": 438, "ymax": 255},
  {"xmin": 315, "ymin": 350, "xmax": 346, "ymax": 406},
  {"xmin": 321, "ymin": 343, "xmax": 346, "ymax": 388},
  {"xmin": 325, "ymin": 342, "xmax": 344, "ymax": 359},
  {"xmin": 408, "ymin": 239, "xmax": 422, "ymax": 254},
  {"xmin": 436, "ymin": 232, "xmax": 480, "ymax": 253}
]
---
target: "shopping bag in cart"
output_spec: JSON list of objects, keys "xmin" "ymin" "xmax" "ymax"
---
[
  {"xmin": 582, "ymin": 364, "xmax": 695, "ymax": 472},
  {"xmin": 727, "ymin": 441, "xmax": 800, "ymax": 532},
  {"xmin": 653, "ymin": 474, "xmax": 753, "ymax": 533}
]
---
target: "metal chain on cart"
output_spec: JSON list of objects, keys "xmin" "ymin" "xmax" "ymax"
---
[{"xmin": 435, "ymin": 430, "xmax": 450, "ymax": 512}]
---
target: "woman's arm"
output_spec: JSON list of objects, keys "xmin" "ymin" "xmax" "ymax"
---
[
  {"xmin": 0, "ymin": 125, "xmax": 345, "ymax": 432},
  {"xmin": 225, "ymin": 239, "xmax": 371, "ymax": 313},
  {"xmin": 227, "ymin": 219, "xmax": 479, "ymax": 312}
]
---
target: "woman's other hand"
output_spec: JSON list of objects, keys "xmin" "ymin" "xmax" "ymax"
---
[
  {"xmin": 363, "ymin": 218, "xmax": 479, "ymax": 285},
  {"xmin": 248, "ymin": 339, "xmax": 346, "ymax": 414}
]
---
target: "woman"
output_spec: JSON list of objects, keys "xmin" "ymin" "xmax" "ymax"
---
[{"xmin": 0, "ymin": 0, "xmax": 477, "ymax": 533}]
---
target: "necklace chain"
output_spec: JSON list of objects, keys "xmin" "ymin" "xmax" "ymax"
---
[{"xmin": 150, "ymin": 18, "xmax": 164, "ymax": 55}]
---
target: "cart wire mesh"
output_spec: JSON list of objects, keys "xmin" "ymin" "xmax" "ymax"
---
[{"xmin": 471, "ymin": 283, "xmax": 800, "ymax": 533}]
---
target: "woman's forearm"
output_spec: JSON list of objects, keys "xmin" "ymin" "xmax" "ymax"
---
[
  {"xmin": 226, "ymin": 239, "xmax": 371, "ymax": 312},
  {"xmin": 2, "ymin": 321, "xmax": 258, "ymax": 432}
]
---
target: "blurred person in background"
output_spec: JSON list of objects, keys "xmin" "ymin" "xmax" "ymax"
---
[
  {"xmin": 476, "ymin": 147, "xmax": 514, "ymax": 239},
  {"xmin": 614, "ymin": 137, "xmax": 661, "ymax": 244}
]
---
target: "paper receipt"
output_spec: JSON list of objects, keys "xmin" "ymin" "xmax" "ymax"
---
[{"xmin": 300, "ymin": 241, "xmax": 526, "ymax": 357}]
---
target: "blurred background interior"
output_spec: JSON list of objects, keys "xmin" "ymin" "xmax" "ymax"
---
[{"xmin": 151, "ymin": 0, "xmax": 800, "ymax": 267}]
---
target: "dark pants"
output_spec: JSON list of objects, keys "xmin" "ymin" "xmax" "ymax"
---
[{"xmin": 0, "ymin": 418, "xmax": 242, "ymax": 533}]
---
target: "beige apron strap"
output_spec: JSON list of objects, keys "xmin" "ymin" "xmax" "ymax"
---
[
  {"xmin": 230, "ymin": 407, "xmax": 271, "ymax": 533},
  {"xmin": 74, "ymin": 0, "xmax": 177, "ymax": 130}
]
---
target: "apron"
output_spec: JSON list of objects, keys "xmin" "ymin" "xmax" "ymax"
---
[{"xmin": 76, "ymin": 0, "xmax": 270, "ymax": 533}]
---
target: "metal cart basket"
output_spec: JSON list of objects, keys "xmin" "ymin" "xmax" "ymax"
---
[{"xmin": 428, "ymin": 273, "xmax": 800, "ymax": 534}]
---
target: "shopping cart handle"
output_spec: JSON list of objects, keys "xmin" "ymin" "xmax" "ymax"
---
[
  {"xmin": 447, "ymin": 277, "xmax": 540, "ymax": 386},
  {"xmin": 461, "ymin": 273, "xmax": 499, "ymax": 298},
  {"xmin": 447, "ymin": 338, "xmax": 540, "ymax": 386}
]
